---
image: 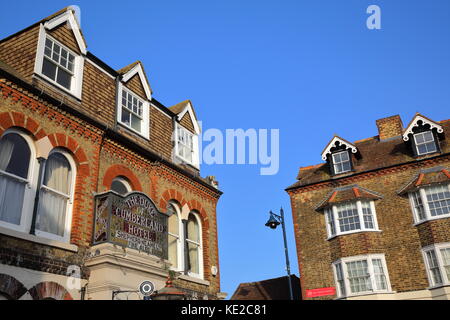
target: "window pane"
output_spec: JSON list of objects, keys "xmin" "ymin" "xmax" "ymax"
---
[
  {"xmin": 411, "ymin": 191, "xmax": 426, "ymax": 221},
  {"xmin": 414, "ymin": 131, "xmax": 437, "ymax": 155},
  {"xmin": 337, "ymin": 202, "xmax": 360, "ymax": 232},
  {"xmin": 0, "ymin": 133, "xmax": 31, "ymax": 178},
  {"xmin": 426, "ymin": 250, "xmax": 443, "ymax": 286},
  {"xmin": 43, "ymin": 153, "xmax": 72, "ymax": 195},
  {"xmin": 36, "ymin": 188, "xmax": 67, "ymax": 236},
  {"xmin": 335, "ymin": 263, "xmax": 346, "ymax": 296},
  {"xmin": 187, "ymin": 214, "xmax": 199, "ymax": 242},
  {"xmin": 372, "ymin": 259, "xmax": 387, "ymax": 290},
  {"xmin": 121, "ymin": 108, "xmax": 131, "ymax": 126},
  {"xmin": 111, "ymin": 179, "xmax": 129, "ymax": 195},
  {"xmin": 332, "ymin": 151, "xmax": 351, "ymax": 174},
  {"xmin": 42, "ymin": 58, "xmax": 57, "ymax": 81},
  {"xmin": 131, "ymin": 114, "xmax": 142, "ymax": 132},
  {"xmin": 440, "ymin": 248, "xmax": 450, "ymax": 282},
  {"xmin": 168, "ymin": 234, "xmax": 178, "ymax": 268},
  {"xmin": 425, "ymin": 185, "xmax": 450, "ymax": 217},
  {"xmin": 362, "ymin": 202, "xmax": 375, "ymax": 229},
  {"xmin": 37, "ymin": 153, "xmax": 71, "ymax": 237},
  {"xmin": 346, "ymin": 260, "xmax": 371, "ymax": 293},
  {"xmin": 326, "ymin": 208, "xmax": 336, "ymax": 236},
  {"xmin": 0, "ymin": 174, "xmax": 26, "ymax": 225},
  {"xmin": 56, "ymin": 68, "xmax": 72, "ymax": 89},
  {"xmin": 187, "ymin": 242, "xmax": 199, "ymax": 274}
]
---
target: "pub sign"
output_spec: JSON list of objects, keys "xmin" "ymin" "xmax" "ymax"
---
[{"xmin": 93, "ymin": 191, "xmax": 168, "ymax": 259}]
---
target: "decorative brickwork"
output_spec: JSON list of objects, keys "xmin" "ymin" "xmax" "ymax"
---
[{"xmin": 0, "ymin": 7, "xmax": 222, "ymax": 300}]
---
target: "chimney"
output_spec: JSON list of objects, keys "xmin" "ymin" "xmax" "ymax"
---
[{"xmin": 376, "ymin": 115, "xmax": 404, "ymax": 140}]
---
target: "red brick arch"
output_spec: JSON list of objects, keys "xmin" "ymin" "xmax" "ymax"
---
[
  {"xmin": 160, "ymin": 189, "xmax": 211, "ymax": 279},
  {"xmin": 0, "ymin": 111, "xmax": 47, "ymax": 140},
  {"xmin": 102, "ymin": 164, "xmax": 143, "ymax": 192},
  {"xmin": 28, "ymin": 281, "xmax": 73, "ymax": 300}
]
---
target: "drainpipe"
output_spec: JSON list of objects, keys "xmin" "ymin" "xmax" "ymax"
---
[{"xmin": 29, "ymin": 157, "xmax": 46, "ymax": 235}]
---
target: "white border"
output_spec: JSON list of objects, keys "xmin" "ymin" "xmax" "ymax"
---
[
  {"xmin": 34, "ymin": 148, "xmax": 77, "ymax": 243},
  {"xmin": 321, "ymin": 136, "xmax": 358, "ymax": 161},
  {"xmin": 332, "ymin": 254, "xmax": 393, "ymax": 299},
  {"xmin": 403, "ymin": 115, "xmax": 443, "ymax": 141}
]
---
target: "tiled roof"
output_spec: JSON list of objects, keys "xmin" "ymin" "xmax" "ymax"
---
[
  {"xmin": 287, "ymin": 119, "xmax": 450, "ymax": 191},
  {"xmin": 230, "ymin": 275, "xmax": 301, "ymax": 300},
  {"xmin": 169, "ymin": 100, "xmax": 192, "ymax": 115},
  {"xmin": 397, "ymin": 167, "xmax": 450, "ymax": 195},
  {"xmin": 117, "ymin": 61, "xmax": 141, "ymax": 75},
  {"xmin": 315, "ymin": 185, "xmax": 383, "ymax": 210}
]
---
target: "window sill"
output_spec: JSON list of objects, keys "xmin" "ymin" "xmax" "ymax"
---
[
  {"xmin": 335, "ymin": 291, "xmax": 396, "ymax": 300},
  {"xmin": 0, "ymin": 226, "xmax": 78, "ymax": 252},
  {"xmin": 413, "ymin": 215, "xmax": 450, "ymax": 227},
  {"xmin": 33, "ymin": 73, "xmax": 81, "ymax": 101},
  {"xmin": 116, "ymin": 122, "xmax": 149, "ymax": 141},
  {"xmin": 327, "ymin": 229, "xmax": 382, "ymax": 241},
  {"xmin": 178, "ymin": 274, "xmax": 210, "ymax": 286}
]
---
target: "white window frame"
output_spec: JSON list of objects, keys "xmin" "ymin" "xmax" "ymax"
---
[
  {"xmin": 413, "ymin": 131, "xmax": 438, "ymax": 156},
  {"xmin": 174, "ymin": 123, "xmax": 199, "ymax": 168},
  {"xmin": 332, "ymin": 151, "xmax": 352, "ymax": 174},
  {"xmin": 111, "ymin": 177, "xmax": 132, "ymax": 195},
  {"xmin": 116, "ymin": 84, "xmax": 150, "ymax": 139},
  {"xmin": 422, "ymin": 242, "xmax": 450, "ymax": 288},
  {"xmin": 0, "ymin": 129, "xmax": 39, "ymax": 233},
  {"xmin": 167, "ymin": 201, "xmax": 183, "ymax": 272},
  {"xmin": 186, "ymin": 211, "xmax": 204, "ymax": 279},
  {"xmin": 324, "ymin": 200, "xmax": 380, "ymax": 239},
  {"xmin": 34, "ymin": 25, "xmax": 84, "ymax": 99},
  {"xmin": 34, "ymin": 148, "xmax": 76, "ymax": 243},
  {"xmin": 332, "ymin": 254, "xmax": 393, "ymax": 299},
  {"xmin": 408, "ymin": 183, "xmax": 450, "ymax": 225}
]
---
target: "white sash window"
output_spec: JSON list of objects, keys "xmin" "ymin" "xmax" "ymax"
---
[{"xmin": 35, "ymin": 150, "xmax": 75, "ymax": 242}]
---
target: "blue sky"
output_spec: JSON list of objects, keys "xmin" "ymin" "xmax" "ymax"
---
[{"xmin": 2, "ymin": 0, "xmax": 450, "ymax": 298}]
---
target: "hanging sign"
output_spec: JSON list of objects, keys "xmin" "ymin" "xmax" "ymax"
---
[{"xmin": 93, "ymin": 191, "xmax": 168, "ymax": 259}]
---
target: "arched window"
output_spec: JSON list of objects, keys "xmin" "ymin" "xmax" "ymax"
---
[
  {"xmin": 0, "ymin": 130, "xmax": 36, "ymax": 231},
  {"xmin": 186, "ymin": 212, "xmax": 202, "ymax": 277},
  {"xmin": 0, "ymin": 292, "xmax": 11, "ymax": 300},
  {"xmin": 111, "ymin": 177, "xmax": 131, "ymax": 195},
  {"xmin": 167, "ymin": 202, "xmax": 181, "ymax": 271},
  {"xmin": 35, "ymin": 149, "xmax": 75, "ymax": 242}
]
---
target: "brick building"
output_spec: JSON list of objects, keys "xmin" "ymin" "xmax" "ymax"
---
[
  {"xmin": 0, "ymin": 7, "xmax": 224, "ymax": 300},
  {"xmin": 286, "ymin": 113, "xmax": 450, "ymax": 300}
]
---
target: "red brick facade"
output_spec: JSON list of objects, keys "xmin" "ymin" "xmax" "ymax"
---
[{"xmin": 0, "ymin": 8, "xmax": 222, "ymax": 300}]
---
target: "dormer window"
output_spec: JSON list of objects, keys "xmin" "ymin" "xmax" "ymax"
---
[
  {"xmin": 34, "ymin": 9, "xmax": 86, "ymax": 99},
  {"xmin": 321, "ymin": 136, "xmax": 358, "ymax": 176},
  {"xmin": 120, "ymin": 88, "xmax": 144, "ymax": 133},
  {"xmin": 413, "ymin": 131, "xmax": 437, "ymax": 156},
  {"xmin": 332, "ymin": 151, "xmax": 351, "ymax": 174},
  {"xmin": 42, "ymin": 37, "xmax": 76, "ymax": 90},
  {"xmin": 175, "ymin": 124, "xmax": 195, "ymax": 164},
  {"xmin": 403, "ymin": 113, "xmax": 444, "ymax": 157}
]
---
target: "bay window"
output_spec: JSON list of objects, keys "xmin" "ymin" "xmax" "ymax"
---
[
  {"xmin": 324, "ymin": 200, "xmax": 380, "ymax": 238},
  {"xmin": 422, "ymin": 243, "xmax": 450, "ymax": 287},
  {"xmin": 409, "ymin": 183, "xmax": 450, "ymax": 224},
  {"xmin": 332, "ymin": 254, "xmax": 392, "ymax": 298}
]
